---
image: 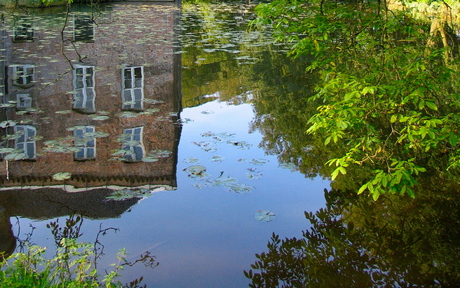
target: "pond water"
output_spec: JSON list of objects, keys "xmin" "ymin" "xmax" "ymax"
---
[{"xmin": 0, "ymin": 2, "xmax": 329, "ymax": 287}]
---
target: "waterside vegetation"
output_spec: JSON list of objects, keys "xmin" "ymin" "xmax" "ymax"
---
[
  {"xmin": 252, "ymin": 0, "xmax": 460, "ymax": 200},
  {"xmin": 1, "ymin": 216, "xmax": 156, "ymax": 287}
]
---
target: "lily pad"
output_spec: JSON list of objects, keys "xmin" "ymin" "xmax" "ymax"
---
[
  {"xmin": 228, "ymin": 140, "xmax": 252, "ymax": 149},
  {"xmin": 142, "ymin": 156, "xmax": 159, "ymax": 163},
  {"xmin": 148, "ymin": 150, "xmax": 172, "ymax": 158},
  {"xmin": 0, "ymin": 148, "xmax": 16, "ymax": 154},
  {"xmin": 144, "ymin": 99, "xmax": 165, "ymax": 105},
  {"xmin": 52, "ymin": 172, "xmax": 72, "ymax": 181},
  {"xmin": 0, "ymin": 120, "xmax": 17, "ymax": 128},
  {"xmin": 4, "ymin": 152, "xmax": 26, "ymax": 161},
  {"xmin": 91, "ymin": 115, "xmax": 110, "ymax": 121},
  {"xmin": 227, "ymin": 183, "xmax": 253, "ymax": 193},
  {"xmin": 255, "ymin": 210, "xmax": 276, "ymax": 222},
  {"xmin": 55, "ymin": 110, "xmax": 72, "ymax": 114},
  {"xmin": 210, "ymin": 155, "xmax": 225, "ymax": 162},
  {"xmin": 201, "ymin": 110, "xmax": 214, "ymax": 115},
  {"xmin": 250, "ymin": 158, "xmax": 269, "ymax": 166},
  {"xmin": 144, "ymin": 108, "xmax": 160, "ymax": 114},
  {"xmin": 183, "ymin": 157, "xmax": 199, "ymax": 164},
  {"xmin": 246, "ymin": 172, "xmax": 262, "ymax": 180},
  {"xmin": 185, "ymin": 165, "xmax": 207, "ymax": 178}
]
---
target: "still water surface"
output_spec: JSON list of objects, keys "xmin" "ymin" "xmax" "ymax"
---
[{"xmin": 0, "ymin": 2, "xmax": 328, "ymax": 287}]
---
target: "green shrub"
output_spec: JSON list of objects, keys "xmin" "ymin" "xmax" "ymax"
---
[{"xmin": 0, "ymin": 238, "xmax": 146, "ymax": 288}]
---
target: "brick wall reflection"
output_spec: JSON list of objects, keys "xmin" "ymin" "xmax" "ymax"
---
[{"xmin": 0, "ymin": 3, "xmax": 182, "ymax": 190}]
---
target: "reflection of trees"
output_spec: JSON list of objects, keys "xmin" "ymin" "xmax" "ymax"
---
[
  {"xmin": 246, "ymin": 184, "xmax": 460, "ymax": 287},
  {"xmin": 249, "ymin": 51, "xmax": 353, "ymax": 180},
  {"xmin": 180, "ymin": 3, "xmax": 271, "ymax": 108}
]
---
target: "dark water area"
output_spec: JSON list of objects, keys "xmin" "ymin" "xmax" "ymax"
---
[{"xmin": 2, "ymin": 2, "xmax": 460, "ymax": 287}]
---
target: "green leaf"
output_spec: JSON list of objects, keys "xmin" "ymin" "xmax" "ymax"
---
[
  {"xmin": 372, "ymin": 190, "xmax": 380, "ymax": 201},
  {"xmin": 358, "ymin": 184, "xmax": 368, "ymax": 195},
  {"xmin": 425, "ymin": 101, "xmax": 437, "ymax": 111}
]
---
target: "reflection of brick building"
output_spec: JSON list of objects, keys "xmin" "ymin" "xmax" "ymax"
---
[{"xmin": 0, "ymin": 3, "xmax": 182, "ymax": 191}]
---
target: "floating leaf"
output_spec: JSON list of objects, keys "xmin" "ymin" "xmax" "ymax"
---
[
  {"xmin": 0, "ymin": 103, "xmax": 15, "ymax": 108},
  {"xmin": 183, "ymin": 157, "xmax": 199, "ymax": 164},
  {"xmin": 4, "ymin": 152, "xmax": 25, "ymax": 160},
  {"xmin": 94, "ymin": 132, "xmax": 110, "ymax": 138},
  {"xmin": 91, "ymin": 115, "xmax": 110, "ymax": 121},
  {"xmin": 66, "ymin": 126, "xmax": 86, "ymax": 131},
  {"xmin": 246, "ymin": 172, "xmax": 262, "ymax": 180},
  {"xmin": 228, "ymin": 140, "xmax": 252, "ymax": 149},
  {"xmin": 144, "ymin": 99, "xmax": 165, "ymax": 105},
  {"xmin": 255, "ymin": 210, "xmax": 276, "ymax": 222},
  {"xmin": 227, "ymin": 182, "xmax": 253, "ymax": 193},
  {"xmin": 142, "ymin": 157, "xmax": 159, "ymax": 163},
  {"xmin": 211, "ymin": 176, "xmax": 238, "ymax": 186},
  {"xmin": 52, "ymin": 172, "xmax": 72, "ymax": 181},
  {"xmin": 201, "ymin": 110, "xmax": 214, "ymax": 115},
  {"xmin": 192, "ymin": 141, "xmax": 217, "ymax": 152},
  {"xmin": 117, "ymin": 111, "xmax": 139, "ymax": 118},
  {"xmin": 0, "ymin": 148, "xmax": 15, "ymax": 154},
  {"xmin": 144, "ymin": 108, "xmax": 160, "ymax": 114},
  {"xmin": 216, "ymin": 132, "xmax": 236, "ymax": 140},
  {"xmin": 201, "ymin": 131, "xmax": 215, "ymax": 137},
  {"xmin": 210, "ymin": 155, "xmax": 225, "ymax": 162},
  {"xmin": 250, "ymin": 158, "xmax": 269, "ymax": 165},
  {"xmin": 0, "ymin": 120, "xmax": 17, "ymax": 128},
  {"xmin": 55, "ymin": 110, "xmax": 72, "ymax": 114},
  {"xmin": 185, "ymin": 165, "xmax": 207, "ymax": 178},
  {"xmin": 149, "ymin": 149, "xmax": 172, "ymax": 158}
]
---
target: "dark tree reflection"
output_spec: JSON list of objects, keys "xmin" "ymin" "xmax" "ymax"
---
[{"xmin": 245, "ymin": 184, "xmax": 460, "ymax": 287}]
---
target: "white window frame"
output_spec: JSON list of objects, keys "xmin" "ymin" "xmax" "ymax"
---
[
  {"xmin": 121, "ymin": 126, "xmax": 144, "ymax": 162},
  {"xmin": 16, "ymin": 94, "xmax": 32, "ymax": 109},
  {"xmin": 122, "ymin": 66, "xmax": 144, "ymax": 111},
  {"xmin": 14, "ymin": 125, "xmax": 36, "ymax": 160},
  {"xmin": 12, "ymin": 64, "xmax": 35, "ymax": 86},
  {"xmin": 73, "ymin": 65, "xmax": 96, "ymax": 113},
  {"xmin": 74, "ymin": 126, "xmax": 96, "ymax": 160}
]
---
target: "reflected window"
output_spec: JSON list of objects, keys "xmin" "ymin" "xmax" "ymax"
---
[
  {"xmin": 122, "ymin": 66, "xmax": 144, "ymax": 111},
  {"xmin": 13, "ymin": 22, "xmax": 34, "ymax": 42},
  {"xmin": 74, "ymin": 14, "xmax": 94, "ymax": 42},
  {"xmin": 74, "ymin": 126, "xmax": 96, "ymax": 160},
  {"xmin": 12, "ymin": 64, "xmax": 35, "ymax": 87},
  {"xmin": 121, "ymin": 127, "xmax": 144, "ymax": 162},
  {"xmin": 73, "ymin": 65, "xmax": 95, "ymax": 113},
  {"xmin": 16, "ymin": 94, "xmax": 32, "ymax": 110},
  {"xmin": 14, "ymin": 125, "xmax": 36, "ymax": 160}
]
